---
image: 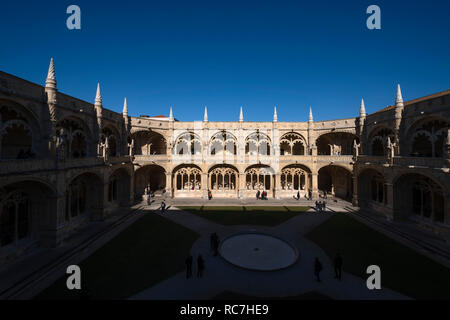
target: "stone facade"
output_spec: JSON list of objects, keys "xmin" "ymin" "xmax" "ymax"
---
[{"xmin": 0, "ymin": 59, "xmax": 449, "ymax": 264}]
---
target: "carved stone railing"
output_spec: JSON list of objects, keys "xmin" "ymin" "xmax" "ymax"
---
[
  {"xmin": 0, "ymin": 159, "xmax": 55, "ymax": 175},
  {"xmin": 357, "ymin": 155, "xmax": 446, "ymax": 169},
  {"xmin": 316, "ymin": 155, "xmax": 353, "ymax": 163},
  {"xmin": 393, "ymin": 156, "xmax": 445, "ymax": 169}
]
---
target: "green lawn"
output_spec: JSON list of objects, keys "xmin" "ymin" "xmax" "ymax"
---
[
  {"xmin": 305, "ymin": 213, "xmax": 450, "ymax": 300},
  {"xmin": 177, "ymin": 206, "xmax": 310, "ymax": 226},
  {"xmin": 36, "ymin": 211, "xmax": 200, "ymax": 300},
  {"xmin": 214, "ymin": 291, "xmax": 331, "ymax": 300}
]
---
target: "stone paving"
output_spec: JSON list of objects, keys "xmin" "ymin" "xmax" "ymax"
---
[{"xmin": 131, "ymin": 199, "xmax": 410, "ymax": 300}]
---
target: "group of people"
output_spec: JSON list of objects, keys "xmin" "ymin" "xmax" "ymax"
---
[
  {"xmin": 314, "ymin": 253, "xmax": 343, "ymax": 282},
  {"xmin": 185, "ymin": 232, "xmax": 221, "ymax": 279},
  {"xmin": 315, "ymin": 200, "xmax": 327, "ymax": 212},
  {"xmin": 256, "ymin": 190, "xmax": 268, "ymax": 200}
]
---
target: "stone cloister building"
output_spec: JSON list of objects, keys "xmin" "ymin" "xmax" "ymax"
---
[{"xmin": 0, "ymin": 59, "xmax": 449, "ymax": 263}]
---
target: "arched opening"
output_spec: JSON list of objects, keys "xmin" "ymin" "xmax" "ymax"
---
[
  {"xmin": 279, "ymin": 164, "xmax": 311, "ymax": 199},
  {"xmin": 132, "ymin": 131, "xmax": 167, "ymax": 155},
  {"xmin": 56, "ymin": 117, "xmax": 90, "ymax": 159},
  {"xmin": 134, "ymin": 165, "xmax": 166, "ymax": 200},
  {"xmin": 66, "ymin": 173, "xmax": 103, "ymax": 223},
  {"xmin": 173, "ymin": 132, "xmax": 202, "ymax": 156},
  {"xmin": 209, "ymin": 131, "xmax": 237, "ymax": 157},
  {"xmin": 173, "ymin": 164, "xmax": 202, "ymax": 197},
  {"xmin": 108, "ymin": 168, "xmax": 131, "ymax": 206},
  {"xmin": 408, "ymin": 119, "xmax": 448, "ymax": 157},
  {"xmin": 0, "ymin": 181, "xmax": 56, "ymax": 250},
  {"xmin": 208, "ymin": 164, "xmax": 238, "ymax": 198},
  {"xmin": 245, "ymin": 132, "xmax": 271, "ymax": 156},
  {"xmin": 318, "ymin": 165, "xmax": 352, "ymax": 200},
  {"xmin": 244, "ymin": 164, "xmax": 274, "ymax": 198},
  {"xmin": 316, "ymin": 132, "xmax": 357, "ymax": 156},
  {"xmin": 101, "ymin": 126, "xmax": 120, "ymax": 157},
  {"xmin": 368, "ymin": 127, "xmax": 394, "ymax": 156},
  {"xmin": 0, "ymin": 102, "xmax": 39, "ymax": 160},
  {"xmin": 394, "ymin": 173, "xmax": 445, "ymax": 224},
  {"xmin": 357, "ymin": 169, "xmax": 387, "ymax": 213},
  {"xmin": 279, "ymin": 132, "xmax": 306, "ymax": 156}
]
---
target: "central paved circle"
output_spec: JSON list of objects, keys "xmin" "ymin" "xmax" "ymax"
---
[{"xmin": 219, "ymin": 233, "xmax": 298, "ymax": 271}]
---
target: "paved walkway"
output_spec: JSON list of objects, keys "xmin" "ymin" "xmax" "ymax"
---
[{"xmin": 130, "ymin": 202, "xmax": 410, "ymax": 300}]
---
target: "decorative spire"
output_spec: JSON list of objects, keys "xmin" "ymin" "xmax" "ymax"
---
[
  {"xmin": 395, "ymin": 84, "xmax": 404, "ymax": 108},
  {"xmin": 239, "ymin": 106, "xmax": 244, "ymax": 122},
  {"xmin": 95, "ymin": 82, "xmax": 102, "ymax": 106},
  {"xmin": 360, "ymin": 98, "xmax": 366, "ymax": 117},
  {"xmin": 45, "ymin": 58, "xmax": 57, "ymax": 88},
  {"xmin": 203, "ymin": 106, "xmax": 208, "ymax": 122},
  {"xmin": 273, "ymin": 106, "xmax": 278, "ymax": 122},
  {"xmin": 169, "ymin": 106, "xmax": 174, "ymax": 121},
  {"xmin": 122, "ymin": 97, "xmax": 128, "ymax": 116},
  {"xmin": 308, "ymin": 106, "xmax": 313, "ymax": 122}
]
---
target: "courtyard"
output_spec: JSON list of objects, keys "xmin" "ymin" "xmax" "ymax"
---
[{"xmin": 33, "ymin": 199, "xmax": 450, "ymax": 300}]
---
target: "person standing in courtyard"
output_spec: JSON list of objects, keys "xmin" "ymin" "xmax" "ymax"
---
[
  {"xmin": 160, "ymin": 200, "xmax": 166, "ymax": 214},
  {"xmin": 297, "ymin": 191, "xmax": 300, "ymax": 200},
  {"xmin": 334, "ymin": 253, "xmax": 343, "ymax": 280},
  {"xmin": 208, "ymin": 189, "xmax": 212, "ymax": 200},
  {"xmin": 212, "ymin": 233, "xmax": 220, "ymax": 256},
  {"xmin": 256, "ymin": 190, "xmax": 260, "ymax": 200},
  {"xmin": 185, "ymin": 255, "xmax": 193, "ymax": 279},
  {"xmin": 314, "ymin": 257, "xmax": 323, "ymax": 282},
  {"xmin": 197, "ymin": 254, "xmax": 205, "ymax": 278}
]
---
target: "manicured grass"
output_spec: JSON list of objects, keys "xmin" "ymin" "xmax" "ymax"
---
[
  {"xmin": 214, "ymin": 291, "xmax": 331, "ymax": 300},
  {"xmin": 177, "ymin": 206, "xmax": 310, "ymax": 226},
  {"xmin": 36, "ymin": 211, "xmax": 200, "ymax": 300},
  {"xmin": 305, "ymin": 214, "xmax": 450, "ymax": 300}
]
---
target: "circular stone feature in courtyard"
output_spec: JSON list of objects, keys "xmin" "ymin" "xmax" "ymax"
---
[{"xmin": 219, "ymin": 233, "xmax": 298, "ymax": 271}]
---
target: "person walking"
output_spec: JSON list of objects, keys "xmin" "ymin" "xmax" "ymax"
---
[
  {"xmin": 197, "ymin": 255, "xmax": 205, "ymax": 278},
  {"xmin": 297, "ymin": 191, "xmax": 300, "ymax": 200},
  {"xmin": 334, "ymin": 253, "xmax": 343, "ymax": 280},
  {"xmin": 256, "ymin": 190, "xmax": 260, "ymax": 200},
  {"xmin": 208, "ymin": 189, "xmax": 212, "ymax": 200},
  {"xmin": 160, "ymin": 200, "xmax": 166, "ymax": 214},
  {"xmin": 185, "ymin": 255, "xmax": 193, "ymax": 279},
  {"xmin": 314, "ymin": 257, "xmax": 323, "ymax": 282},
  {"xmin": 212, "ymin": 233, "xmax": 220, "ymax": 256}
]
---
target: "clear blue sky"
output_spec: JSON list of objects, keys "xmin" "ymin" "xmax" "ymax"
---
[{"xmin": 1, "ymin": 0, "xmax": 449, "ymax": 121}]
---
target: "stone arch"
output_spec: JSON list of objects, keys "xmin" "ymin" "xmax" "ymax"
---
[
  {"xmin": 134, "ymin": 164, "xmax": 167, "ymax": 200},
  {"xmin": 393, "ymin": 173, "xmax": 446, "ymax": 224},
  {"xmin": 173, "ymin": 132, "xmax": 202, "ymax": 156},
  {"xmin": 245, "ymin": 132, "xmax": 272, "ymax": 156},
  {"xmin": 0, "ymin": 180, "xmax": 56, "ymax": 250},
  {"xmin": 368, "ymin": 126, "xmax": 394, "ymax": 156},
  {"xmin": 357, "ymin": 168, "xmax": 387, "ymax": 212},
  {"xmin": 279, "ymin": 164, "xmax": 311, "ymax": 199},
  {"xmin": 209, "ymin": 130, "xmax": 237, "ymax": 156},
  {"xmin": 208, "ymin": 164, "xmax": 239, "ymax": 197},
  {"xmin": 0, "ymin": 99, "xmax": 41, "ymax": 159},
  {"xmin": 172, "ymin": 164, "xmax": 203, "ymax": 197},
  {"xmin": 406, "ymin": 117, "xmax": 448, "ymax": 157},
  {"xmin": 244, "ymin": 164, "xmax": 275, "ymax": 192},
  {"xmin": 108, "ymin": 168, "xmax": 131, "ymax": 206},
  {"xmin": 56, "ymin": 116, "xmax": 92, "ymax": 158},
  {"xmin": 132, "ymin": 130, "xmax": 167, "ymax": 155},
  {"xmin": 101, "ymin": 125, "xmax": 121, "ymax": 157},
  {"xmin": 66, "ymin": 172, "xmax": 103, "ymax": 222},
  {"xmin": 279, "ymin": 132, "xmax": 307, "ymax": 155},
  {"xmin": 318, "ymin": 165, "xmax": 352, "ymax": 200},
  {"xmin": 316, "ymin": 132, "xmax": 358, "ymax": 155}
]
